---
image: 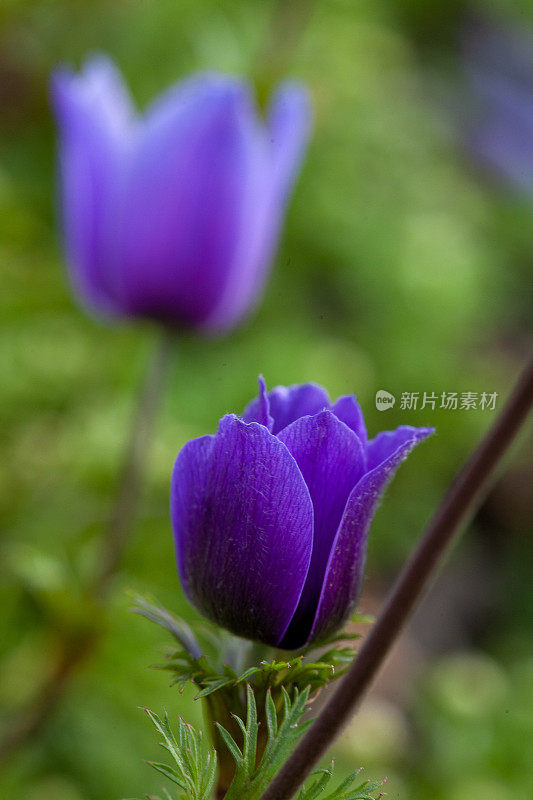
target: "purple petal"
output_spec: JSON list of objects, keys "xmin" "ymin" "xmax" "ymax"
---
[
  {"xmin": 241, "ymin": 376, "xmax": 274, "ymax": 430},
  {"xmin": 366, "ymin": 425, "xmax": 435, "ymax": 472},
  {"xmin": 267, "ymin": 82, "xmax": 312, "ymax": 202},
  {"xmin": 51, "ymin": 56, "xmax": 133, "ymax": 315},
  {"xmin": 267, "ymin": 383, "xmax": 331, "ymax": 435},
  {"xmin": 115, "ymin": 74, "xmax": 270, "ymax": 327},
  {"xmin": 463, "ymin": 19, "xmax": 533, "ymax": 192},
  {"xmin": 200, "ymin": 82, "xmax": 312, "ymax": 333},
  {"xmin": 55, "ymin": 55, "xmax": 134, "ymax": 137},
  {"xmin": 171, "ymin": 414, "xmax": 313, "ymax": 646},
  {"xmin": 467, "ymin": 80, "xmax": 533, "ymax": 192},
  {"xmin": 306, "ymin": 428, "xmax": 434, "ymax": 647},
  {"xmin": 332, "ymin": 395, "xmax": 368, "ymax": 449},
  {"xmin": 277, "ymin": 411, "xmax": 365, "ymax": 649},
  {"xmin": 463, "ymin": 16, "xmax": 533, "ymax": 96}
]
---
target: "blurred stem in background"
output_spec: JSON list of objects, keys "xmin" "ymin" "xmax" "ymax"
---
[
  {"xmin": 254, "ymin": 0, "xmax": 316, "ymax": 103},
  {"xmin": 0, "ymin": 327, "xmax": 175, "ymax": 764},
  {"xmin": 93, "ymin": 326, "xmax": 176, "ymax": 599}
]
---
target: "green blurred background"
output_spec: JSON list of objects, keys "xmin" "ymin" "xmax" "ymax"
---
[{"xmin": 0, "ymin": 1, "xmax": 532, "ymax": 798}]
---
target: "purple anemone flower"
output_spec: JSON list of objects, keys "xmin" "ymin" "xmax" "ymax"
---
[
  {"xmin": 51, "ymin": 57, "xmax": 310, "ymax": 333},
  {"xmin": 171, "ymin": 378, "xmax": 434, "ymax": 650},
  {"xmin": 462, "ymin": 16, "xmax": 533, "ymax": 193}
]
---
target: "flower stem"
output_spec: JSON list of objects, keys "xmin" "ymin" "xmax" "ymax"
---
[
  {"xmin": 0, "ymin": 326, "xmax": 175, "ymax": 764},
  {"xmin": 93, "ymin": 325, "xmax": 176, "ymax": 598},
  {"xmin": 258, "ymin": 352, "xmax": 533, "ymax": 800},
  {"xmin": 254, "ymin": 0, "xmax": 315, "ymax": 104}
]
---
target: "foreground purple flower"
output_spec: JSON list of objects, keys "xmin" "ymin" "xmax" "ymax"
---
[
  {"xmin": 171, "ymin": 379, "xmax": 434, "ymax": 650},
  {"xmin": 51, "ymin": 57, "xmax": 310, "ymax": 332}
]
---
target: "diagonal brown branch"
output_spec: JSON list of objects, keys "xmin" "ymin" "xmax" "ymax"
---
[
  {"xmin": 259, "ymin": 352, "xmax": 533, "ymax": 800},
  {"xmin": 0, "ymin": 326, "xmax": 175, "ymax": 764}
]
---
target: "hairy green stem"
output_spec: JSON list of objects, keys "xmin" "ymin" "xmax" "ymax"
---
[{"xmin": 258, "ymin": 353, "xmax": 533, "ymax": 800}]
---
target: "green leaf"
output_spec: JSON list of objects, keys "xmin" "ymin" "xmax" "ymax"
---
[
  {"xmin": 234, "ymin": 666, "xmax": 261, "ymax": 684},
  {"xmin": 142, "ymin": 708, "xmax": 217, "ymax": 800},
  {"xmin": 201, "ymin": 751, "xmax": 217, "ymax": 800},
  {"xmin": 243, "ymin": 685, "xmax": 259, "ymax": 779},
  {"xmin": 136, "ymin": 602, "xmax": 383, "ymax": 800},
  {"xmin": 215, "ymin": 723, "xmax": 244, "ymax": 766},
  {"xmin": 148, "ymin": 762, "xmax": 188, "ymax": 791},
  {"xmin": 131, "ymin": 593, "xmax": 202, "ymax": 659},
  {"xmin": 140, "ymin": 694, "xmax": 385, "ymax": 800},
  {"xmin": 303, "ymin": 764, "xmax": 385, "ymax": 800},
  {"xmin": 264, "ymin": 689, "xmax": 278, "ymax": 741},
  {"xmin": 136, "ymin": 595, "xmax": 359, "ymax": 702},
  {"xmin": 194, "ymin": 678, "xmax": 233, "ymax": 699},
  {"xmin": 227, "ymin": 686, "xmax": 312, "ymax": 800},
  {"xmin": 296, "ymin": 767, "xmax": 334, "ymax": 800}
]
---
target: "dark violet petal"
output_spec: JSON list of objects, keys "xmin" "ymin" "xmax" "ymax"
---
[
  {"xmin": 277, "ymin": 411, "xmax": 365, "ymax": 649},
  {"xmin": 268, "ymin": 383, "xmax": 331, "ymax": 435},
  {"xmin": 115, "ymin": 74, "xmax": 270, "ymax": 326},
  {"xmin": 366, "ymin": 425, "xmax": 435, "ymax": 472},
  {"xmin": 51, "ymin": 56, "xmax": 133, "ymax": 315},
  {"xmin": 303, "ymin": 427, "xmax": 434, "ymax": 648},
  {"xmin": 241, "ymin": 376, "xmax": 274, "ymax": 430},
  {"xmin": 170, "ymin": 414, "xmax": 313, "ymax": 646},
  {"xmin": 332, "ymin": 395, "xmax": 368, "ymax": 450}
]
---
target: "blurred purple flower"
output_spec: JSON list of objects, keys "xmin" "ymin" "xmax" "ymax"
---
[
  {"xmin": 463, "ymin": 16, "xmax": 533, "ymax": 193},
  {"xmin": 51, "ymin": 57, "xmax": 310, "ymax": 332},
  {"xmin": 171, "ymin": 378, "xmax": 433, "ymax": 650}
]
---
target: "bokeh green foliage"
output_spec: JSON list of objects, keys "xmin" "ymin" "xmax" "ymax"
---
[{"xmin": 0, "ymin": 1, "xmax": 531, "ymax": 799}]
